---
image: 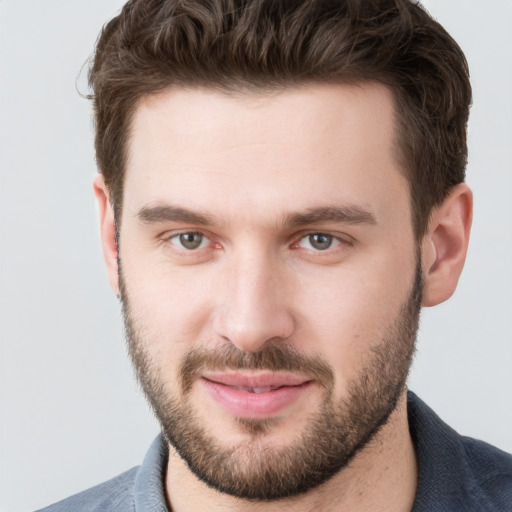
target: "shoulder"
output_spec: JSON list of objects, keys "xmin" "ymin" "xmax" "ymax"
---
[
  {"xmin": 35, "ymin": 435, "xmax": 169, "ymax": 512},
  {"xmin": 35, "ymin": 466, "xmax": 138, "ymax": 512},
  {"xmin": 408, "ymin": 391, "xmax": 512, "ymax": 510},
  {"xmin": 460, "ymin": 435, "xmax": 512, "ymax": 508}
]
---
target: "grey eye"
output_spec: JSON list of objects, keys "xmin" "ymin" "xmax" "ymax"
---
[
  {"xmin": 177, "ymin": 233, "xmax": 205, "ymax": 250},
  {"xmin": 307, "ymin": 233, "xmax": 333, "ymax": 250}
]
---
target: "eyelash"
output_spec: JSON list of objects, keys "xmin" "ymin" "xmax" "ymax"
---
[
  {"xmin": 164, "ymin": 230, "xmax": 353, "ymax": 255},
  {"xmin": 294, "ymin": 232, "xmax": 352, "ymax": 252},
  {"xmin": 166, "ymin": 231, "xmax": 216, "ymax": 253}
]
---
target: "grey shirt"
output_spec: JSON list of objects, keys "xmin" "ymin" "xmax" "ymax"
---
[{"xmin": 36, "ymin": 392, "xmax": 512, "ymax": 511}]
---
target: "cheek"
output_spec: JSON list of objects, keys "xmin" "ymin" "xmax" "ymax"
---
[
  {"xmin": 294, "ymin": 254, "xmax": 416, "ymax": 383},
  {"xmin": 120, "ymin": 249, "xmax": 218, "ymax": 362}
]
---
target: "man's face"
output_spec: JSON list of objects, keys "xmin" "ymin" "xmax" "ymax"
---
[{"xmin": 118, "ymin": 84, "xmax": 421, "ymax": 499}]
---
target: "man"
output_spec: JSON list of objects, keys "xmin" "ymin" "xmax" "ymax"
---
[{"xmin": 38, "ymin": 0, "xmax": 512, "ymax": 510}]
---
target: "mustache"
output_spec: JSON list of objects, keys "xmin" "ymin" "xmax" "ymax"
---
[{"xmin": 179, "ymin": 343, "xmax": 335, "ymax": 394}]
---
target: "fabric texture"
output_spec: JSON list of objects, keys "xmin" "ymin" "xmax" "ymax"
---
[{"xmin": 36, "ymin": 392, "xmax": 512, "ymax": 511}]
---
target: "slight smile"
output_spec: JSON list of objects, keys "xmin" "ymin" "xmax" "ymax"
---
[{"xmin": 201, "ymin": 372, "xmax": 314, "ymax": 419}]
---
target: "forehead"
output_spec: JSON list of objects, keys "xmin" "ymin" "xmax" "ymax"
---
[
  {"xmin": 128, "ymin": 82, "xmax": 398, "ymax": 161},
  {"xmin": 123, "ymin": 83, "xmax": 409, "ymax": 229}
]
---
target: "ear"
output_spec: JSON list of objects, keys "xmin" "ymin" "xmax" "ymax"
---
[
  {"xmin": 93, "ymin": 175, "xmax": 120, "ymax": 296},
  {"xmin": 421, "ymin": 183, "xmax": 473, "ymax": 307}
]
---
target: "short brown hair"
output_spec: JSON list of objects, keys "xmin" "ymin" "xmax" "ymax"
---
[{"xmin": 89, "ymin": 0, "xmax": 471, "ymax": 238}]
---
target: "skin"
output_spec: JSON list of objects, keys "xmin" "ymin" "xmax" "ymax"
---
[{"xmin": 95, "ymin": 83, "xmax": 472, "ymax": 511}]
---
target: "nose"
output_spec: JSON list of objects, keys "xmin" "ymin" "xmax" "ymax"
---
[{"xmin": 212, "ymin": 249, "xmax": 295, "ymax": 352}]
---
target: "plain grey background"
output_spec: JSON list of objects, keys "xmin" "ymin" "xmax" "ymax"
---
[{"xmin": 0, "ymin": 1, "xmax": 511, "ymax": 511}]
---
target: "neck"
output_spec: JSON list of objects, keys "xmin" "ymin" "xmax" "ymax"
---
[{"xmin": 165, "ymin": 392, "xmax": 417, "ymax": 512}]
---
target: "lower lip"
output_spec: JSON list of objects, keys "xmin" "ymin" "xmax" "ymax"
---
[{"xmin": 201, "ymin": 378, "xmax": 312, "ymax": 419}]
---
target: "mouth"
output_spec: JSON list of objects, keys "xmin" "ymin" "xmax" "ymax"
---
[{"xmin": 200, "ymin": 372, "xmax": 313, "ymax": 419}]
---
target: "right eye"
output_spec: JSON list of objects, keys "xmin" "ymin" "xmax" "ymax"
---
[{"xmin": 169, "ymin": 232, "xmax": 209, "ymax": 251}]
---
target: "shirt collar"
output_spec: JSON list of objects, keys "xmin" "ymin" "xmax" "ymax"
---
[
  {"xmin": 408, "ymin": 391, "xmax": 482, "ymax": 511},
  {"xmin": 134, "ymin": 434, "xmax": 170, "ymax": 512}
]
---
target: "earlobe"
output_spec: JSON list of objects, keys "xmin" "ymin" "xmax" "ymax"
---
[
  {"xmin": 93, "ymin": 175, "xmax": 120, "ymax": 296},
  {"xmin": 421, "ymin": 183, "xmax": 473, "ymax": 307}
]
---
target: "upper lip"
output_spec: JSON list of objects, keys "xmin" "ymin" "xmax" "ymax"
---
[{"xmin": 202, "ymin": 372, "xmax": 311, "ymax": 389}]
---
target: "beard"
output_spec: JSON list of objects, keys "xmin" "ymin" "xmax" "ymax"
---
[{"xmin": 120, "ymin": 258, "xmax": 422, "ymax": 502}]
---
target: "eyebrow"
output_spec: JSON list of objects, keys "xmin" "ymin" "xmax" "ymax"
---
[
  {"xmin": 138, "ymin": 205, "xmax": 216, "ymax": 226},
  {"xmin": 283, "ymin": 205, "xmax": 376, "ymax": 228},
  {"xmin": 137, "ymin": 204, "xmax": 376, "ymax": 228}
]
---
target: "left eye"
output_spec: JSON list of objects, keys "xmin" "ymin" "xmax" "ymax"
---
[
  {"xmin": 298, "ymin": 233, "xmax": 341, "ymax": 251},
  {"xmin": 170, "ymin": 232, "xmax": 209, "ymax": 250}
]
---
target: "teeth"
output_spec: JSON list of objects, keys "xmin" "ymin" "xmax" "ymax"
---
[
  {"xmin": 252, "ymin": 387, "xmax": 272, "ymax": 393},
  {"xmin": 237, "ymin": 386, "xmax": 275, "ymax": 393}
]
